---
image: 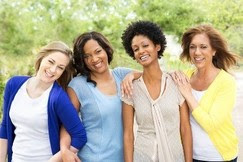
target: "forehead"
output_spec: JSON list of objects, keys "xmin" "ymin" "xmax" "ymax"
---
[
  {"xmin": 44, "ymin": 51, "xmax": 69, "ymax": 65},
  {"xmin": 131, "ymin": 35, "xmax": 152, "ymax": 46},
  {"xmin": 191, "ymin": 33, "xmax": 210, "ymax": 44},
  {"xmin": 83, "ymin": 39, "xmax": 102, "ymax": 53}
]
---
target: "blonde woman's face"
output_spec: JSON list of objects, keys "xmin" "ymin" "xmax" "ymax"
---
[{"xmin": 36, "ymin": 52, "xmax": 70, "ymax": 84}]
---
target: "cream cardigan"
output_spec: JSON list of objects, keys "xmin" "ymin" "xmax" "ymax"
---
[{"xmin": 186, "ymin": 69, "xmax": 238, "ymax": 161}]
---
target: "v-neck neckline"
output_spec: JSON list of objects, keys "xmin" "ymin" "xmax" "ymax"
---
[{"xmin": 138, "ymin": 73, "xmax": 168, "ymax": 104}]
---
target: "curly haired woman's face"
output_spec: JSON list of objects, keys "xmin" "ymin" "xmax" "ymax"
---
[
  {"xmin": 83, "ymin": 39, "xmax": 109, "ymax": 74},
  {"xmin": 131, "ymin": 35, "xmax": 160, "ymax": 67},
  {"xmin": 189, "ymin": 33, "xmax": 216, "ymax": 69}
]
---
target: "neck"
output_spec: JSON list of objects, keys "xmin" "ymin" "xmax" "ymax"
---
[
  {"xmin": 29, "ymin": 76, "xmax": 53, "ymax": 91},
  {"xmin": 195, "ymin": 64, "xmax": 219, "ymax": 79},
  {"xmin": 143, "ymin": 61, "xmax": 162, "ymax": 82}
]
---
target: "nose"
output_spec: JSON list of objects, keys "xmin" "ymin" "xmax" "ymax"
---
[
  {"xmin": 91, "ymin": 55, "xmax": 99, "ymax": 62},
  {"xmin": 50, "ymin": 65, "xmax": 57, "ymax": 73},
  {"xmin": 195, "ymin": 47, "xmax": 201, "ymax": 55},
  {"xmin": 138, "ymin": 47, "xmax": 145, "ymax": 55}
]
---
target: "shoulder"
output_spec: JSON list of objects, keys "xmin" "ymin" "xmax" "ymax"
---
[
  {"xmin": 69, "ymin": 75, "xmax": 87, "ymax": 84},
  {"xmin": 49, "ymin": 82, "xmax": 70, "ymax": 102},
  {"xmin": 6, "ymin": 76, "xmax": 30, "ymax": 89},
  {"xmin": 112, "ymin": 67, "xmax": 131, "ymax": 74},
  {"xmin": 8, "ymin": 75, "xmax": 29, "ymax": 83},
  {"xmin": 218, "ymin": 70, "xmax": 236, "ymax": 85},
  {"xmin": 69, "ymin": 75, "xmax": 89, "ymax": 89}
]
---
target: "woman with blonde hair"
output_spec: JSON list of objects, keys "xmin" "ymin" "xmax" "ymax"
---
[{"xmin": 0, "ymin": 41, "xmax": 87, "ymax": 162}]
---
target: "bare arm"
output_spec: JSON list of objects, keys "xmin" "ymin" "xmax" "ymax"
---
[
  {"xmin": 0, "ymin": 138, "xmax": 7, "ymax": 162},
  {"xmin": 179, "ymin": 102, "xmax": 192, "ymax": 162},
  {"xmin": 60, "ymin": 87, "xmax": 81, "ymax": 162},
  {"xmin": 122, "ymin": 102, "xmax": 135, "ymax": 162}
]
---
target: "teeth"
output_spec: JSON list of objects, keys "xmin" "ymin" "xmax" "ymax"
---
[
  {"xmin": 140, "ymin": 55, "xmax": 149, "ymax": 61},
  {"xmin": 195, "ymin": 58, "xmax": 203, "ymax": 61},
  {"xmin": 94, "ymin": 62, "xmax": 102, "ymax": 68}
]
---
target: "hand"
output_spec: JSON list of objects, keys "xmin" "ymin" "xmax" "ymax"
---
[
  {"xmin": 172, "ymin": 71, "xmax": 192, "ymax": 99},
  {"xmin": 121, "ymin": 72, "xmax": 134, "ymax": 98},
  {"xmin": 61, "ymin": 148, "xmax": 81, "ymax": 162}
]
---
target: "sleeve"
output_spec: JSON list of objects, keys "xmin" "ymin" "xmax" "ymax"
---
[
  {"xmin": 68, "ymin": 78, "xmax": 83, "ymax": 106},
  {"xmin": 56, "ymin": 91, "xmax": 87, "ymax": 149},
  {"xmin": 112, "ymin": 67, "xmax": 132, "ymax": 80},
  {"xmin": 121, "ymin": 95, "xmax": 134, "ymax": 107},
  {"xmin": 0, "ymin": 78, "xmax": 12, "ymax": 138},
  {"xmin": 192, "ymin": 78, "xmax": 236, "ymax": 133},
  {"xmin": 168, "ymin": 75, "xmax": 185, "ymax": 107}
]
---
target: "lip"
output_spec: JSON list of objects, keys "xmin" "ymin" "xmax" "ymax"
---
[
  {"xmin": 45, "ymin": 70, "xmax": 54, "ymax": 78},
  {"xmin": 93, "ymin": 61, "xmax": 102, "ymax": 68}
]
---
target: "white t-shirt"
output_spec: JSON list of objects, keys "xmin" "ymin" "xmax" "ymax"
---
[
  {"xmin": 190, "ymin": 89, "xmax": 223, "ymax": 161},
  {"xmin": 9, "ymin": 80, "xmax": 53, "ymax": 162}
]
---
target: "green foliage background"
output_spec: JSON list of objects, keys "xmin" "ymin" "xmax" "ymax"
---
[{"xmin": 0, "ymin": 0, "xmax": 243, "ymax": 120}]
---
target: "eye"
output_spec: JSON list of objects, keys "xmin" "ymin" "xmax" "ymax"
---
[
  {"xmin": 83, "ymin": 54, "xmax": 90, "ymax": 59},
  {"xmin": 58, "ymin": 66, "xmax": 64, "ymax": 70},
  {"xmin": 201, "ymin": 45, "xmax": 207, "ymax": 49},
  {"xmin": 189, "ymin": 45, "xmax": 195, "ymax": 49},
  {"xmin": 142, "ymin": 44, "xmax": 149, "ymax": 48},
  {"xmin": 48, "ymin": 60, "xmax": 54, "ymax": 64},
  {"xmin": 96, "ymin": 49, "xmax": 102, "ymax": 54},
  {"xmin": 133, "ymin": 48, "xmax": 138, "ymax": 52}
]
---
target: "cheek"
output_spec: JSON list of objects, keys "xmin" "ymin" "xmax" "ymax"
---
[{"xmin": 84, "ymin": 59, "xmax": 90, "ymax": 66}]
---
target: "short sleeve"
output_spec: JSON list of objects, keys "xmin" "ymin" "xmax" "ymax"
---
[
  {"xmin": 167, "ymin": 74, "xmax": 185, "ymax": 107},
  {"xmin": 121, "ymin": 95, "xmax": 134, "ymax": 107}
]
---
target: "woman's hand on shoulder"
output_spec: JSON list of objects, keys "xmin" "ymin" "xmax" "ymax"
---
[
  {"xmin": 170, "ymin": 70, "xmax": 189, "ymax": 84},
  {"xmin": 121, "ymin": 73, "xmax": 134, "ymax": 98}
]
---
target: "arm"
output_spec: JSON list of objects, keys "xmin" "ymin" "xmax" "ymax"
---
[
  {"xmin": 121, "ymin": 70, "xmax": 142, "ymax": 98},
  {"xmin": 191, "ymin": 80, "xmax": 236, "ymax": 133},
  {"xmin": 0, "ymin": 139, "xmax": 7, "ymax": 162},
  {"xmin": 122, "ymin": 102, "xmax": 135, "ymax": 162},
  {"xmin": 179, "ymin": 102, "xmax": 192, "ymax": 162},
  {"xmin": 174, "ymin": 71, "xmax": 237, "ymax": 133},
  {"xmin": 60, "ymin": 87, "xmax": 82, "ymax": 162},
  {"xmin": 0, "ymin": 79, "xmax": 12, "ymax": 162}
]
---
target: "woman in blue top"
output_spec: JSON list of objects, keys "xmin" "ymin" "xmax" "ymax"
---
[
  {"xmin": 0, "ymin": 41, "xmax": 87, "ymax": 162},
  {"xmin": 60, "ymin": 32, "xmax": 140, "ymax": 162}
]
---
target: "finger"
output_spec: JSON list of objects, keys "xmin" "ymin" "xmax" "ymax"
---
[
  {"xmin": 121, "ymin": 84, "xmax": 124, "ymax": 97},
  {"xmin": 170, "ymin": 71, "xmax": 177, "ymax": 81},
  {"xmin": 75, "ymin": 155, "xmax": 81, "ymax": 162}
]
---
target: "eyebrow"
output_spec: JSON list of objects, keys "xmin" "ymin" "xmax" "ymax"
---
[{"xmin": 49, "ymin": 58, "xmax": 66, "ymax": 67}]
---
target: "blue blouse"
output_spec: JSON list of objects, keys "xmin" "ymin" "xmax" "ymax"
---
[{"xmin": 68, "ymin": 67, "xmax": 131, "ymax": 162}]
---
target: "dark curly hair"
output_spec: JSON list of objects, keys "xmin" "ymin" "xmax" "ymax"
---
[
  {"xmin": 73, "ymin": 31, "xmax": 113, "ymax": 86},
  {"xmin": 180, "ymin": 24, "xmax": 237, "ymax": 72},
  {"xmin": 121, "ymin": 20, "xmax": 166, "ymax": 59}
]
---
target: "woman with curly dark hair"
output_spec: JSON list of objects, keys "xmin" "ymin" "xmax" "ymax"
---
[
  {"xmin": 121, "ymin": 20, "xmax": 192, "ymax": 162},
  {"xmin": 60, "ymin": 31, "xmax": 141, "ymax": 162}
]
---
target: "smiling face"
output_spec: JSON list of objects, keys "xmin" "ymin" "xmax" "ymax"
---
[
  {"xmin": 36, "ymin": 51, "xmax": 70, "ymax": 84},
  {"xmin": 189, "ymin": 33, "xmax": 216, "ymax": 69},
  {"xmin": 83, "ymin": 39, "xmax": 109, "ymax": 75},
  {"xmin": 131, "ymin": 35, "xmax": 161, "ymax": 67}
]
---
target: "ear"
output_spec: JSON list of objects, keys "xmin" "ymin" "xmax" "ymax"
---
[
  {"xmin": 155, "ymin": 44, "xmax": 161, "ymax": 52},
  {"xmin": 213, "ymin": 50, "xmax": 216, "ymax": 56}
]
